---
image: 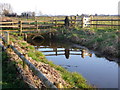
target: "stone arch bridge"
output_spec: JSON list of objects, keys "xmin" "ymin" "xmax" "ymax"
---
[{"xmin": 25, "ymin": 29, "xmax": 57, "ymax": 41}]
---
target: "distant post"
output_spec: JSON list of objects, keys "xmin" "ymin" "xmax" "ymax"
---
[
  {"xmin": 81, "ymin": 17, "xmax": 84, "ymax": 28},
  {"xmin": 55, "ymin": 20, "xmax": 57, "ymax": 27},
  {"xmin": 111, "ymin": 19, "xmax": 113, "ymax": 29},
  {"xmin": 90, "ymin": 15, "xmax": 93, "ymax": 28},
  {"xmin": 52, "ymin": 18, "xmax": 54, "ymax": 24},
  {"xmin": 35, "ymin": 20, "xmax": 38, "ymax": 32},
  {"xmin": 96, "ymin": 20, "xmax": 97, "ymax": 29},
  {"xmin": 18, "ymin": 21, "xmax": 22, "ymax": 35},
  {"xmin": 74, "ymin": 16, "xmax": 77, "ymax": 25},
  {"xmin": 70, "ymin": 16, "xmax": 72, "ymax": 25}
]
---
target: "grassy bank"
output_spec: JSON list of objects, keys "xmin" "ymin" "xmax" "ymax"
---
[
  {"xmin": 1, "ymin": 48, "xmax": 29, "ymax": 88},
  {"xmin": 9, "ymin": 34, "xmax": 93, "ymax": 88},
  {"xmin": 55, "ymin": 27, "xmax": 119, "ymax": 58}
]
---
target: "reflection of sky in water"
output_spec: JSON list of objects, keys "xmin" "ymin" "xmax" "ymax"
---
[{"xmin": 37, "ymin": 46, "xmax": 118, "ymax": 88}]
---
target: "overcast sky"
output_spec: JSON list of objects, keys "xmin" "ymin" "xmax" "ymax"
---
[{"xmin": 1, "ymin": 0, "xmax": 119, "ymax": 15}]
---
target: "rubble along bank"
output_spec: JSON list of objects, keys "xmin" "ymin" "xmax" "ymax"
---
[
  {"xmin": 8, "ymin": 34, "xmax": 93, "ymax": 88},
  {"xmin": 1, "ymin": 48, "xmax": 30, "ymax": 88}
]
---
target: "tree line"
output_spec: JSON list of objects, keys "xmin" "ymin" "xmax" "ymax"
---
[{"xmin": 0, "ymin": 3, "xmax": 36, "ymax": 18}]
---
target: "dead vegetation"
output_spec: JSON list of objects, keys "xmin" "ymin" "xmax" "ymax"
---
[{"xmin": 6, "ymin": 40, "xmax": 69, "ymax": 88}]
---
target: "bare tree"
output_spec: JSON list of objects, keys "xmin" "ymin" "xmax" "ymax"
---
[
  {"xmin": 0, "ymin": 3, "xmax": 13, "ymax": 16},
  {"xmin": 32, "ymin": 12, "xmax": 35, "ymax": 17},
  {"xmin": 38, "ymin": 11, "xmax": 43, "ymax": 16}
]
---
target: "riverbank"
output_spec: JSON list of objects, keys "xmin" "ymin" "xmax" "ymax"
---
[
  {"xmin": 1, "ymin": 48, "xmax": 29, "ymax": 88},
  {"xmin": 1, "ymin": 33, "xmax": 93, "ymax": 89},
  {"xmin": 54, "ymin": 27, "xmax": 119, "ymax": 60}
]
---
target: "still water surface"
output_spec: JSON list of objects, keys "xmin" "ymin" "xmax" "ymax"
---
[{"xmin": 32, "ymin": 40, "xmax": 118, "ymax": 88}]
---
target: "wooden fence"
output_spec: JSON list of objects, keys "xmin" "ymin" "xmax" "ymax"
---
[
  {"xmin": 0, "ymin": 16, "xmax": 119, "ymax": 32},
  {"xmin": 90, "ymin": 18, "xmax": 120, "ymax": 28}
]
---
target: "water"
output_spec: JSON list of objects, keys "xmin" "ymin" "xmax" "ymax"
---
[{"xmin": 31, "ymin": 40, "xmax": 118, "ymax": 88}]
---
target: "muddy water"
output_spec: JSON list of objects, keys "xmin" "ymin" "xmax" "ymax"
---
[{"xmin": 30, "ymin": 40, "xmax": 118, "ymax": 88}]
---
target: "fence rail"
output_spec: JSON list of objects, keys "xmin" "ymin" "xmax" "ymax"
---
[
  {"xmin": 0, "ymin": 16, "xmax": 119, "ymax": 32},
  {"xmin": 1, "ymin": 33, "xmax": 58, "ymax": 89},
  {"xmin": 91, "ymin": 19, "xmax": 120, "ymax": 21},
  {"xmin": 90, "ymin": 24, "xmax": 120, "ymax": 26}
]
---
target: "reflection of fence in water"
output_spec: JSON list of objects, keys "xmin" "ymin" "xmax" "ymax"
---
[{"xmin": 36, "ymin": 46, "xmax": 92, "ymax": 59}]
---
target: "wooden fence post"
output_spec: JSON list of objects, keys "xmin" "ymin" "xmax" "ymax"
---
[
  {"xmin": 0, "ymin": 31, "xmax": 2, "ymax": 36},
  {"xmin": 35, "ymin": 20, "xmax": 38, "ymax": 32},
  {"xmin": 18, "ymin": 21, "xmax": 22, "ymax": 35},
  {"xmin": 49, "ymin": 28, "xmax": 52, "ymax": 39},
  {"xmin": 52, "ymin": 18, "xmax": 54, "ymax": 24},
  {"xmin": 70, "ymin": 16, "xmax": 72, "ymax": 25},
  {"xmin": 82, "ymin": 17, "xmax": 84, "ymax": 28},
  {"xmin": 24, "ymin": 33, "xmax": 27, "ymax": 41},
  {"xmin": 117, "ymin": 15, "xmax": 120, "ymax": 30},
  {"xmin": 90, "ymin": 15, "xmax": 93, "ymax": 28},
  {"xmin": 6, "ymin": 31, "xmax": 10, "ymax": 46},
  {"xmin": 55, "ymin": 20, "xmax": 57, "ymax": 27},
  {"xmin": 5, "ymin": 31, "xmax": 11, "ymax": 52},
  {"xmin": 111, "ymin": 19, "xmax": 113, "ymax": 29},
  {"xmin": 74, "ymin": 16, "xmax": 77, "ymax": 25},
  {"xmin": 96, "ymin": 20, "xmax": 97, "ymax": 29},
  {"xmin": 23, "ymin": 53, "xmax": 28, "ymax": 71}
]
